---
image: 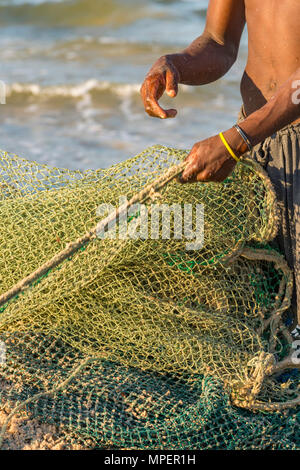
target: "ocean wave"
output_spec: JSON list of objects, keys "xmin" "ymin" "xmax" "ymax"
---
[
  {"xmin": 6, "ymin": 79, "xmax": 225, "ymax": 101},
  {"xmin": 5, "ymin": 79, "xmax": 241, "ymax": 112},
  {"xmin": 0, "ymin": 0, "xmax": 65, "ymax": 5},
  {"xmin": 0, "ymin": 0, "xmax": 147, "ymax": 27},
  {"xmin": 48, "ymin": 36, "xmax": 173, "ymax": 60},
  {"xmin": 6, "ymin": 80, "xmax": 142, "ymax": 100}
]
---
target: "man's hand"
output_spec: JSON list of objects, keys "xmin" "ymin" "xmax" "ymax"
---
[
  {"xmin": 179, "ymin": 133, "xmax": 239, "ymax": 183},
  {"xmin": 140, "ymin": 55, "xmax": 180, "ymax": 119}
]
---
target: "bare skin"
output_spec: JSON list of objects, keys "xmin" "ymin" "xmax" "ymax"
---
[{"xmin": 140, "ymin": 0, "xmax": 300, "ymax": 183}]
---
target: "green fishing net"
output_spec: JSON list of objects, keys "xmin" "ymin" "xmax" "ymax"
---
[{"xmin": 0, "ymin": 145, "xmax": 299, "ymax": 450}]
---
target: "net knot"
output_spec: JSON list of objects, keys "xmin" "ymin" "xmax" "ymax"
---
[
  {"xmin": 149, "ymin": 187, "xmax": 163, "ymax": 202},
  {"xmin": 231, "ymin": 352, "xmax": 276, "ymax": 407},
  {"xmin": 248, "ymin": 351, "xmax": 276, "ymax": 390}
]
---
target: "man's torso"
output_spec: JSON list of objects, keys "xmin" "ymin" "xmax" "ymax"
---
[{"xmin": 242, "ymin": 0, "xmax": 300, "ymax": 123}]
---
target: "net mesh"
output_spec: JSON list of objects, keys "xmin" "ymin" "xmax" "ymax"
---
[{"xmin": 0, "ymin": 145, "xmax": 299, "ymax": 449}]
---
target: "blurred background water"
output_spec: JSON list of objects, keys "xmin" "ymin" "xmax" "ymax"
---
[{"xmin": 0, "ymin": 0, "xmax": 248, "ymax": 170}]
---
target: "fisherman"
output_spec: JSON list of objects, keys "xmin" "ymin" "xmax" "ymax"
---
[{"xmin": 140, "ymin": 0, "xmax": 300, "ymax": 335}]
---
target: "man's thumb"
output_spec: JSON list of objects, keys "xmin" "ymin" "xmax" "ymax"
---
[{"xmin": 166, "ymin": 69, "xmax": 178, "ymax": 97}]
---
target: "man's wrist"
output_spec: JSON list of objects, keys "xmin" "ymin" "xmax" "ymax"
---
[
  {"xmin": 164, "ymin": 53, "xmax": 188, "ymax": 83},
  {"xmin": 222, "ymin": 127, "xmax": 250, "ymax": 159}
]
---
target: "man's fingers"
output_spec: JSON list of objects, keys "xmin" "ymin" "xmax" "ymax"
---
[
  {"xmin": 141, "ymin": 72, "xmax": 178, "ymax": 119},
  {"xmin": 145, "ymin": 100, "xmax": 167, "ymax": 119},
  {"xmin": 145, "ymin": 99, "xmax": 177, "ymax": 119},
  {"xmin": 179, "ymin": 149, "xmax": 207, "ymax": 183},
  {"xmin": 166, "ymin": 69, "xmax": 178, "ymax": 97},
  {"xmin": 196, "ymin": 171, "xmax": 214, "ymax": 182},
  {"xmin": 144, "ymin": 92, "xmax": 167, "ymax": 119},
  {"xmin": 141, "ymin": 80, "xmax": 167, "ymax": 119},
  {"xmin": 179, "ymin": 163, "xmax": 200, "ymax": 183},
  {"xmin": 180, "ymin": 169, "xmax": 214, "ymax": 184}
]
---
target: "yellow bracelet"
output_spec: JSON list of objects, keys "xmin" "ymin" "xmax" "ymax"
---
[{"xmin": 219, "ymin": 132, "xmax": 240, "ymax": 163}]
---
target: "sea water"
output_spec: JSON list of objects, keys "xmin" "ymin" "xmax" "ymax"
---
[{"xmin": 0, "ymin": 0, "xmax": 248, "ymax": 170}]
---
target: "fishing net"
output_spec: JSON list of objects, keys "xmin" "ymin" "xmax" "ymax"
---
[{"xmin": 0, "ymin": 145, "xmax": 299, "ymax": 450}]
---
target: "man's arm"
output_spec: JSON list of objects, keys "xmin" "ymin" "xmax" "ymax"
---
[
  {"xmin": 237, "ymin": 68, "xmax": 300, "ymax": 146},
  {"xmin": 140, "ymin": 0, "xmax": 245, "ymax": 119},
  {"xmin": 180, "ymin": 68, "xmax": 300, "ymax": 184}
]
